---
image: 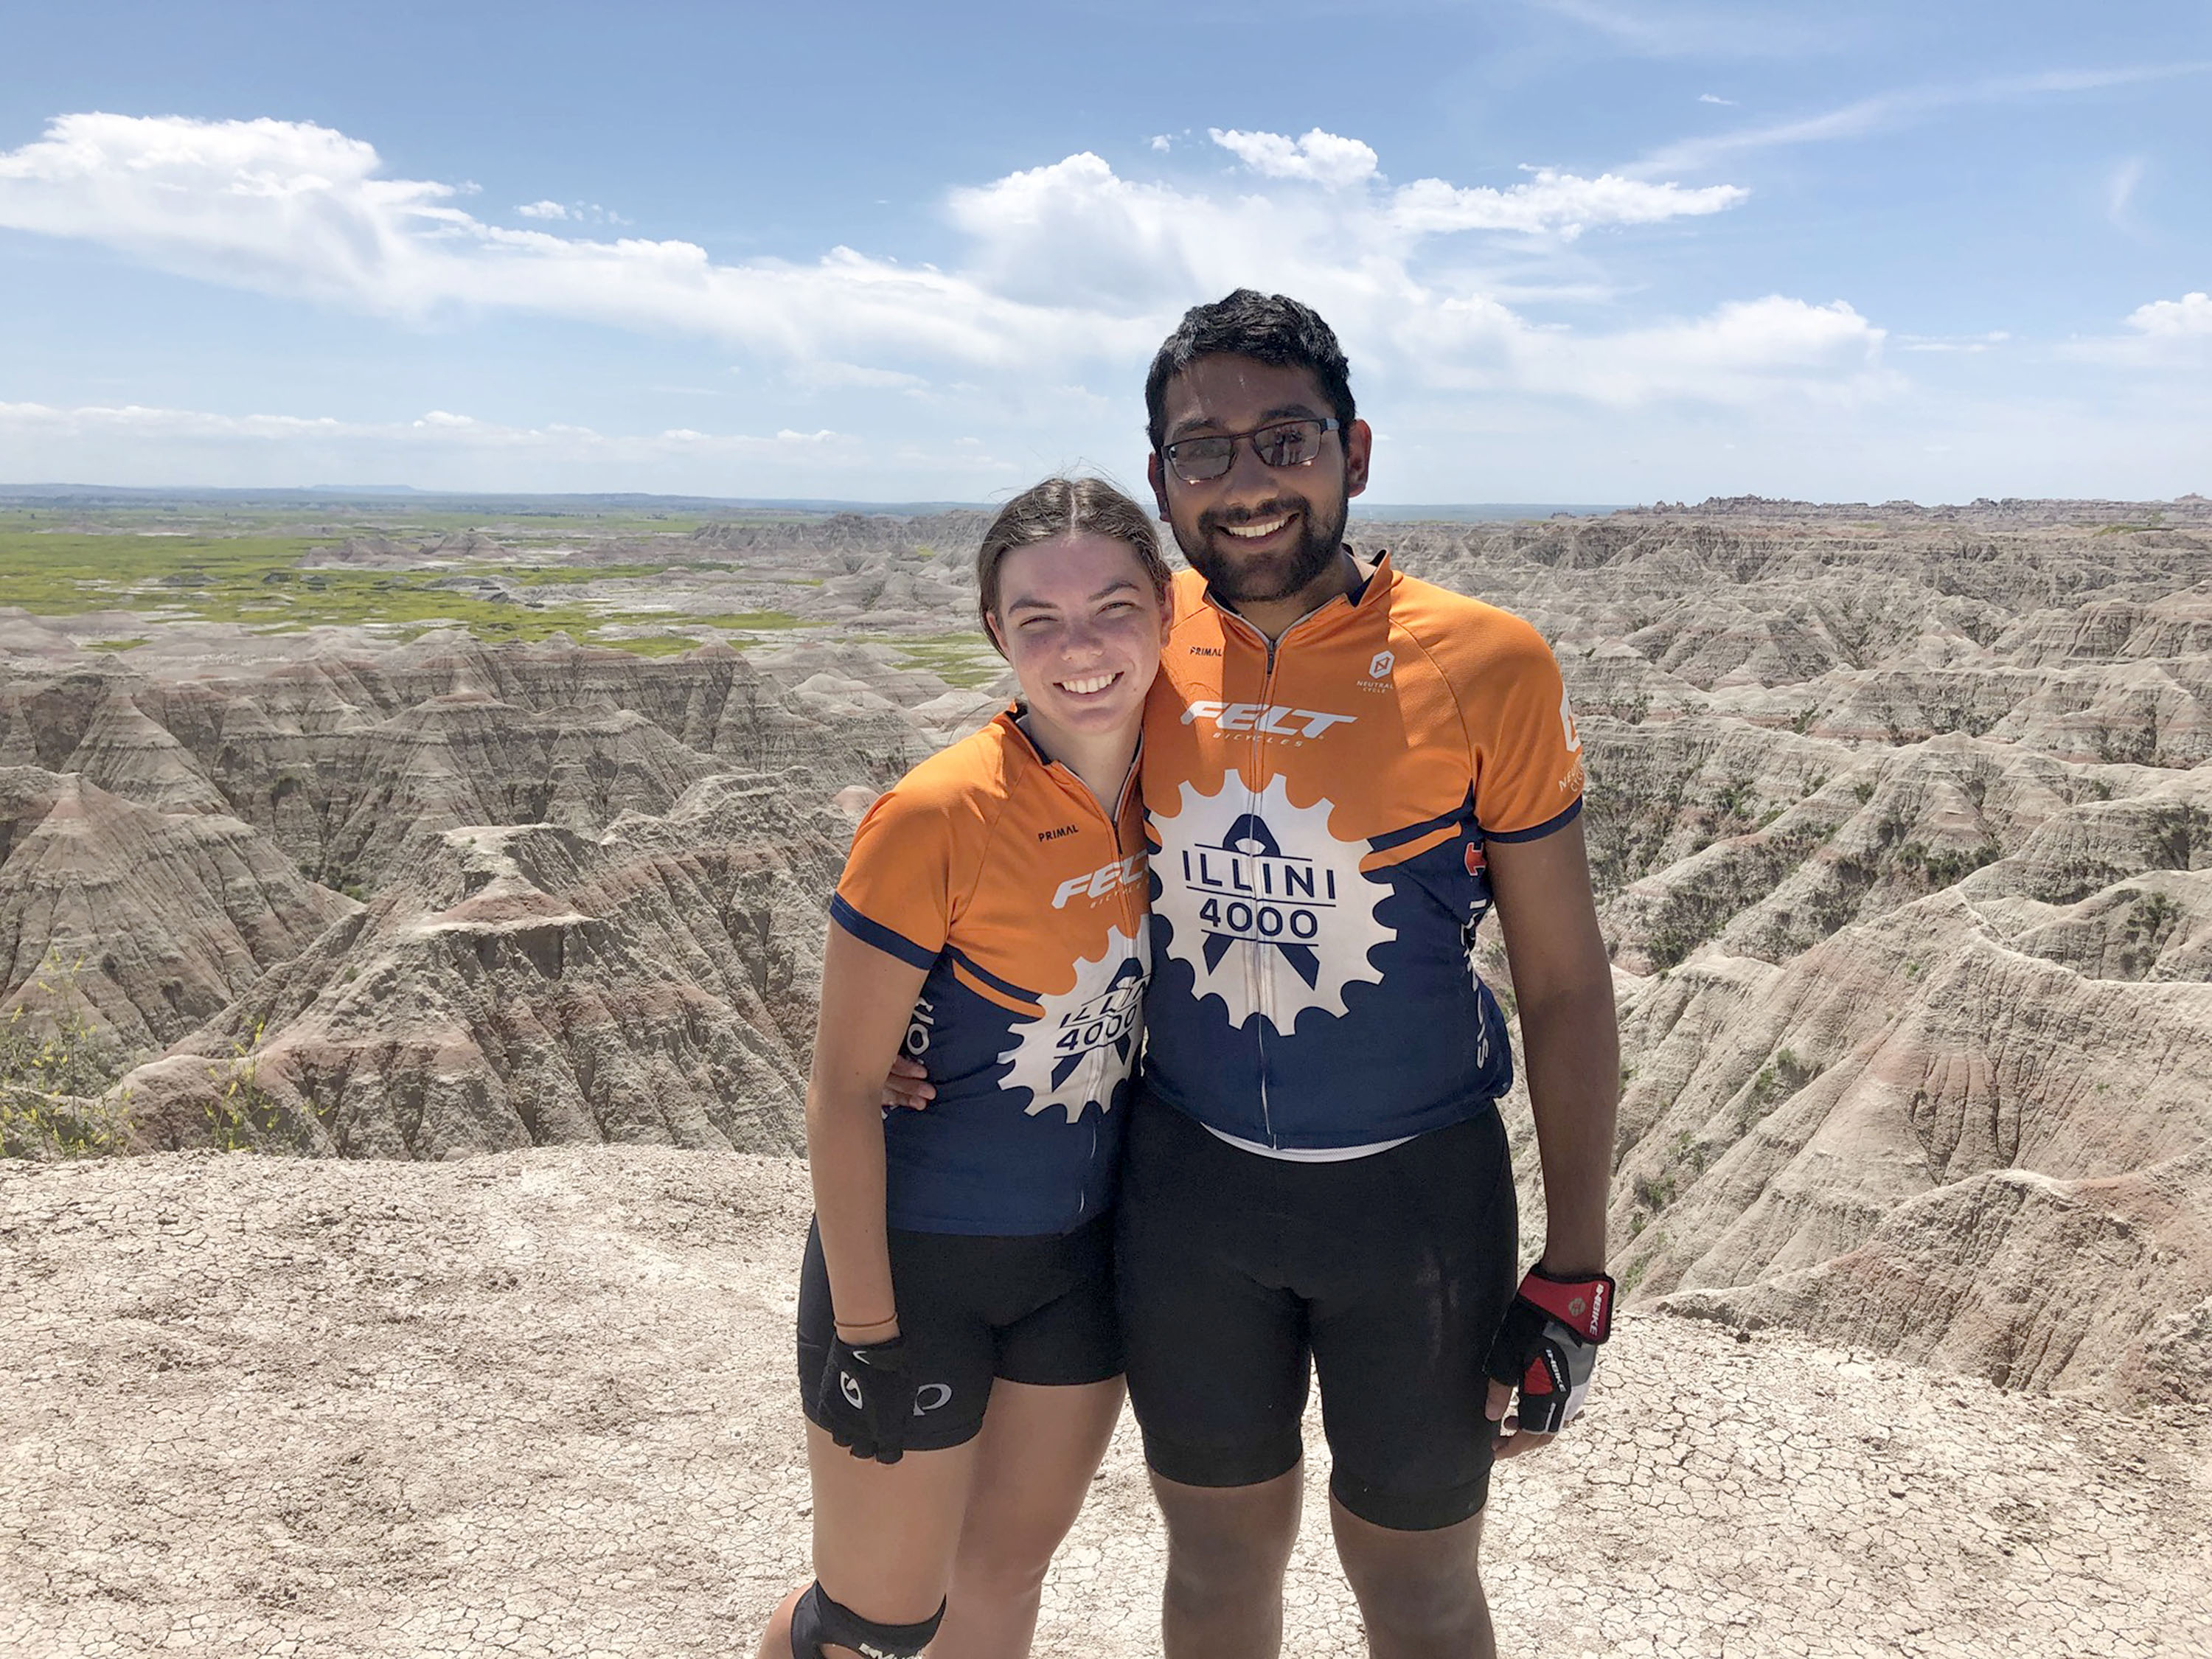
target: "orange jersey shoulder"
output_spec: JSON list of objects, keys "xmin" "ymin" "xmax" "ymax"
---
[
  {"xmin": 1374, "ymin": 571, "xmax": 1587, "ymax": 834},
  {"xmin": 836, "ymin": 711, "xmax": 1146, "ymax": 1006}
]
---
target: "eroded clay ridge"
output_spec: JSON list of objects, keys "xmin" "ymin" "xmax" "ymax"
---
[
  {"xmin": 2, "ymin": 1147, "xmax": 2206, "ymax": 1659},
  {"xmin": 0, "ymin": 501, "xmax": 2205, "ymax": 1408},
  {"xmin": 0, "ymin": 631, "xmax": 984, "ymax": 1157}
]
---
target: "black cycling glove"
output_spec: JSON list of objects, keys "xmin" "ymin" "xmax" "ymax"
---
[
  {"xmin": 815, "ymin": 1332, "xmax": 919, "ymax": 1464},
  {"xmin": 1484, "ymin": 1267, "xmax": 1615, "ymax": 1436}
]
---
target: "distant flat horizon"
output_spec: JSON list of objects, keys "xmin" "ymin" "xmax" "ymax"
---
[
  {"xmin": 3, "ymin": 484, "xmax": 2205, "ymax": 521},
  {"xmin": 0, "ymin": 481, "xmax": 1634, "ymax": 519}
]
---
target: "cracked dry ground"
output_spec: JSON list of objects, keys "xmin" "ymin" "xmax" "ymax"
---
[{"xmin": 4, "ymin": 1149, "xmax": 2207, "ymax": 1659}]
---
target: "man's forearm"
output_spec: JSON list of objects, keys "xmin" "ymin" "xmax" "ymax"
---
[{"xmin": 1516, "ymin": 980, "xmax": 1619, "ymax": 1276}]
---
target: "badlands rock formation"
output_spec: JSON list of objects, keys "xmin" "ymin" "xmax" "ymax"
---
[
  {"xmin": 0, "ymin": 765, "xmax": 352, "ymax": 1049},
  {"xmin": 0, "ymin": 632, "xmax": 945, "ymax": 1157},
  {"xmin": 1367, "ymin": 505, "xmax": 2212, "ymax": 1410},
  {"xmin": 688, "ymin": 509, "xmax": 993, "ymax": 630},
  {"xmin": 0, "ymin": 495, "xmax": 2206, "ymax": 1418},
  {"xmin": 117, "ymin": 773, "xmax": 846, "ymax": 1161}
]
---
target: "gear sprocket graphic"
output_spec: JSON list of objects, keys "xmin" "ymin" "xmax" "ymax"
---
[
  {"xmin": 995, "ymin": 921, "xmax": 1149, "ymax": 1124},
  {"xmin": 1152, "ymin": 774, "xmax": 1394, "ymax": 1034}
]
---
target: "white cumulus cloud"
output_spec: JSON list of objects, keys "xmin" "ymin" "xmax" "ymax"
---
[
  {"xmin": 1388, "ymin": 168, "xmax": 1746, "ymax": 238},
  {"xmin": 0, "ymin": 111, "xmax": 1879, "ymax": 412},
  {"xmin": 1209, "ymin": 127, "xmax": 1380, "ymax": 188},
  {"xmin": 2063, "ymin": 291, "xmax": 2212, "ymax": 366},
  {"xmin": 0, "ymin": 112, "xmax": 1083, "ymax": 365},
  {"xmin": 1548, "ymin": 296, "xmax": 1890, "ymax": 404},
  {"xmin": 516, "ymin": 199, "xmax": 569, "ymax": 220},
  {"xmin": 2126, "ymin": 291, "xmax": 2212, "ymax": 337},
  {"xmin": 1382, "ymin": 293, "xmax": 1888, "ymax": 406}
]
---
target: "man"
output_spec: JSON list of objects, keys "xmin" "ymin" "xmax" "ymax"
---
[
  {"xmin": 888, "ymin": 291, "xmax": 1617, "ymax": 1658},
  {"xmin": 1116, "ymin": 290, "xmax": 1618, "ymax": 1659}
]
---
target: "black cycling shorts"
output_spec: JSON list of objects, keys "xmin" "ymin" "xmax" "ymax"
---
[
  {"xmin": 796, "ymin": 1213, "xmax": 1122, "ymax": 1453},
  {"xmin": 1116, "ymin": 1093, "xmax": 1518, "ymax": 1531}
]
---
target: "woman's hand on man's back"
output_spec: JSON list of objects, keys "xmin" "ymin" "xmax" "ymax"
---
[{"xmin": 883, "ymin": 1054, "xmax": 934, "ymax": 1111}]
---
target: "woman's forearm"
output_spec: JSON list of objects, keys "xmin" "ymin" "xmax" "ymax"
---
[
  {"xmin": 808, "ymin": 1084, "xmax": 899, "ymax": 1338},
  {"xmin": 804, "ymin": 922, "xmax": 933, "ymax": 1344}
]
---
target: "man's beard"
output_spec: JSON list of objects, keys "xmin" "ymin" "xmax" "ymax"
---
[{"xmin": 1176, "ymin": 491, "xmax": 1349, "ymax": 607}]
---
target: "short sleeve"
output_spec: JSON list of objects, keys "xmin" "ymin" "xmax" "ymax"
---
[
  {"xmin": 831, "ymin": 783, "xmax": 959, "ymax": 970},
  {"xmin": 1467, "ymin": 617, "xmax": 1587, "ymax": 843}
]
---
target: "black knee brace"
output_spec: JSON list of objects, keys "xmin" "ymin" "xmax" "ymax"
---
[{"xmin": 788, "ymin": 1581, "xmax": 946, "ymax": 1659}]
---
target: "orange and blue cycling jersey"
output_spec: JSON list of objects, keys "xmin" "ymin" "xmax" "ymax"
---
[
  {"xmin": 1141, "ymin": 555, "xmax": 1585, "ymax": 1150},
  {"xmin": 832, "ymin": 708, "xmax": 1150, "ymax": 1235}
]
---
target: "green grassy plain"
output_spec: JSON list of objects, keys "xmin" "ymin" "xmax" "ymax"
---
[
  {"xmin": 0, "ymin": 510, "xmax": 808, "ymax": 655},
  {"xmin": 894, "ymin": 633, "xmax": 1001, "ymax": 689}
]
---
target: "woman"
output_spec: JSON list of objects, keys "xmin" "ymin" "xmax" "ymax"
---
[{"xmin": 757, "ymin": 477, "xmax": 1172, "ymax": 1659}]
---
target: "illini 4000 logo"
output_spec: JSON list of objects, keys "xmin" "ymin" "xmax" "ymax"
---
[
  {"xmin": 997, "ymin": 922, "xmax": 1150, "ymax": 1124},
  {"xmin": 1152, "ymin": 776, "xmax": 1393, "ymax": 1033}
]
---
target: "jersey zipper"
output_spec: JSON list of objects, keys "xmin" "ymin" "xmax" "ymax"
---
[
  {"xmin": 1252, "ymin": 634, "xmax": 1276, "ymax": 1146},
  {"xmin": 1053, "ymin": 751, "xmax": 1141, "ymax": 1226},
  {"xmin": 1208, "ymin": 595, "xmax": 1346, "ymax": 1150}
]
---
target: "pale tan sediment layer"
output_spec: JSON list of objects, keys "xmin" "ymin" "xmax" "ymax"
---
[{"xmin": 4, "ymin": 1147, "xmax": 2205, "ymax": 1658}]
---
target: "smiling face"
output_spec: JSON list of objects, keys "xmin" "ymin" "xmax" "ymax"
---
[
  {"xmin": 1147, "ymin": 353, "xmax": 1372, "ymax": 615},
  {"xmin": 987, "ymin": 532, "xmax": 1170, "ymax": 748}
]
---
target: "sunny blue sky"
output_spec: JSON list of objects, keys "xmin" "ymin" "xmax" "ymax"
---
[{"xmin": 2, "ymin": 0, "xmax": 2207, "ymax": 504}]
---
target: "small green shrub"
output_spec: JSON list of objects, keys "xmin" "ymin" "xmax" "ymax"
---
[
  {"xmin": 1714, "ymin": 776, "xmax": 1757, "ymax": 820},
  {"xmin": 0, "ymin": 961, "xmax": 134, "ymax": 1158},
  {"xmin": 198, "ymin": 1023, "xmax": 307, "ymax": 1154}
]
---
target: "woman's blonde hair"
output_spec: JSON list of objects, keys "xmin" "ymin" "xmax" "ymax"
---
[{"xmin": 975, "ymin": 477, "xmax": 1171, "ymax": 653}]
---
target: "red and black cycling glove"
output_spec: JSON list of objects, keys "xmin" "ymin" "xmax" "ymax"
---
[{"xmin": 1484, "ymin": 1267, "xmax": 1615, "ymax": 1436}]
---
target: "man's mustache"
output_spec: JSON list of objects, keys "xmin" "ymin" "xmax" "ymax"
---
[{"xmin": 1199, "ymin": 501, "xmax": 1306, "ymax": 534}]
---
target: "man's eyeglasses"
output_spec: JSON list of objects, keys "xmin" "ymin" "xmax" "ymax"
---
[{"xmin": 1160, "ymin": 418, "xmax": 1340, "ymax": 486}]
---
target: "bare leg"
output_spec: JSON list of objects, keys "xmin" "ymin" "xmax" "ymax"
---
[
  {"xmin": 933, "ymin": 1378, "xmax": 1125, "ymax": 1657},
  {"xmin": 756, "ymin": 1423, "xmax": 980, "ymax": 1659},
  {"xmin": 1148, "ymin": 1466, "xmax": 1304, "ymax": 1659},
  {"xmin": 1329, "ymin": 1496, "xmax": 1492, "ymax": 1659}
]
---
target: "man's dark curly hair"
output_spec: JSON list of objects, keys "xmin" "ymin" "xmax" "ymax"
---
[{"xmin": 1144, "ymin": 289, "xmax": 1357, "ymax": 453}]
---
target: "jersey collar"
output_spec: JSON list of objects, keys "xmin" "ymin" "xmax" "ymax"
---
[
  {"xmin": 1194, "ymin": 548, "xmax": 1395, "ymax": 636},
  {"xmin": 998, "ymin": 703, "xmax": 1143, "ymax": 820},
  {"xmin": 1345, "ymin": 548, "xmax": 1388, "ymax": 607}
]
